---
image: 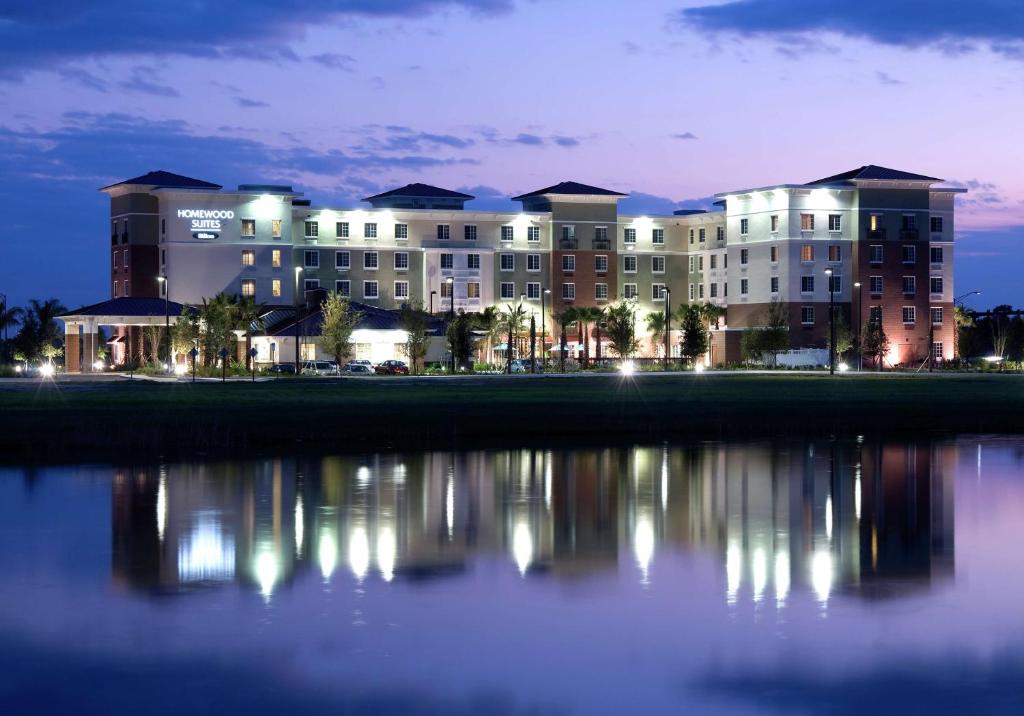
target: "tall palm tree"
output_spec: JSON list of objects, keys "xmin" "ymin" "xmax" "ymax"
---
[
  {"xmin": 592, "ymin": 306, "xmax": 607, "ymax": 364},
  {"xmin": 0, "ymin": 304, "xmax": 23, "ymax": 362},
  {"xmin": 645, "ymin": 311, "xmax": 667, "ymax": 357},
  {"xmin": 29, "ymin": 298, "xmax": 67, "ymax": 363},
  {"xmin": 954, "ymin": 305, "xmax": 974, "ymax": 364},
  {"xmin": 233, "ymin": 295, "xmax": 265, "ymax": 369},
  {"xmin": 575, "ymin": 306, "xmax": 604, "ymax": 367},
  {"xmin": 475, "ymin": 305, "xmax": 501, "ymax": 365},
  {"xmin": 554, "ymin": 307, "xmax": 578, "ymax": 372}
]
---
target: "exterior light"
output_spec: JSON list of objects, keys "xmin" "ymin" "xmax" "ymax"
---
[
  {"xmin": 92, "ymin": 360, "xmax": 105, "ymax": 371},
  {"xmin": 984, "ymin": 355, "xmax": 1003, "ymax": 363},
  {"xmin": 694, "ymin": 363, "xmax": 705, "ymax": 373},
  {"xmin": 824, "ymin": 268, "xmax": 833, "ymax": 276},
  {"xmin": 838, "ymin": 362, "xmax": 850, "ymax": 372},
  {"xmin": 14, "ymin": 365, "xmax": 22, "ymax": 373},
  {"xmin": 174, "ymin": 363, "xmax": 188, "ymax": 376},
  {"xmin": 39, "ymin": 363, "xmax": 55, "ymax": 378},
  {"xmin": 620, "ymin": 360, "xmax": 635, "ymax": 376}
]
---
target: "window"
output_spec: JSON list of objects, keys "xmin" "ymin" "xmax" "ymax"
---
[
  {"xmin": 500, "ymin": 282, "xmax": 515, "ymax": 300},
  {"xmin": 241, "ymin": 219, "xmax": 255, "ymax": 237},
  {"xmin": 902, "ymin": 215, "xmax": 917, "ymax": 230},
  {"xmin": 932, "ymin": 307, "xmax": 944, "ymax": 325},
  {"xmin": 801, "ymin": 306, "xmax": 815, "ymax": 325},
  {"xmin": 595, "ymin": 226, "xmax": 608, "ymax": 242},
  {"xmin": 500, "ymin": 253, "xmax": 515, "ymax": 271},
  {"xmin": 828, "ymin": 214, "xmax": 842, "ymax": 232},
  {"xmin": 336, "ymin": 222, "xmax": 349, "ymax": 239},
  {"xmin": 123, "ymin": 280, "xmax": 129, "ymax": 296},
  {"xmin": 828, "ymin": 245, "xmax": 841, "ymax": 262},
  {"xmin": 698, "ymin": 256, "xmax": 704, "ymax": 271},
  {"xmin": 596, "ymin": 283, "xmax": 608, "ymax": 301},
  {"xmin": 161, "ymin": 218, "xmax": 166, "ymax": 235},
  {"xmin": 363, "ymin": 280, "xmax": 379, "ymax": 299},
  {"xmin": 501, "ymin": 225, "xmax": 514, "ymax": 242},
  {"xmin": 869, "ymin": 306, "xmax": 882, "ymax": 323},
  {"xmin": 930, "ymin": 246, "xmax": 943, "ymax": 264},
  {"xmin": 652, "ymin": 283, "xmax": 666, "ymax": 301},
  {"xmin": 903, "ymin": 306, "xmax": 916, "ymax": 324},
  {"xmin": 869, "ymin": 245, "xmax": 883, "ymax": 264},
  {"xmin": 740, "ymin": 248, "xmax": 749, "ymax": 265},
  {"xmin": 688, "ymin": 256, "xmax": 695, "ymax": 273},
  {"xmin": 710, "ymin": 255, "xmax": 717, "ymax": 269},
  {"xmin": 801, "ymin": 276, "xmax": 815, "ymax": 293},
  {"xmin": 770, "ymin": 245, "xmax": 778, "ymax": 263},
  {"xmin": 527, "ymin": 226, "xmax": 540, "ymax": 242},
  {"xmin": 770, "ymin": 215, "xmax": 779, "ymax": 232},
  {"xmin": 595, "ymin": 255, "xmax": 608, "ymax": 272},
  {"xmin": 869, "ymin": 276, "xmax": 883, "ymax": 294},
  {"xmin": 689, "ymin": 229, "xmax": 695, "ymax": 244},
  {"xmin": 335, "ymin": 280, "xmax": 350, "ymax": 297},
  {"xmin": 441, "ymin": 253, "xmax": 454, "ymax": 269},
  {"xmin": 304, "ymin": 250, "xmax": 319, "ymax": 268},
  {"xmin": 801, "ymin": 244, "xmax": 814, "ymax": 262},
  {"xmin": 903, "ymin": 276, "xmax": 916, "ymax": 295},
  {"xmin": 241, "ymin": 279, "xmax": 255, "ymax": 297},
  {"xmin": 527, "ymin": 283, "xmax": 541, "ymax": 299},
  {"xmin": 304, "ymin": 221, "xmax": 318, "ymax": 239},
  {"xmin": 770, "ymin": 276, "xmax": 779, "ymax": 294},
  {"xmin": 394, "ymin": 252, "xmax": 409, "ymax": 271},
  {"xmin": 652, "ymin": 228, "xmax": 665, "ymax": 245},
  {"xmin": 394, "ymin": 281, "xmax": 409, "ymax": 299},
  {"xmin": 652, "ymin": 256, "xmax": 665, "ymax": 273},
  {"xmin": 464, "ymin": 225, "xmax": 477, "ymax": 241},
  {"xmin": 272, "ymin": 279, "xmax": 281, "ymax": 297},
  {"xmin": 801, "ymin": 214, "xmax": 815, "ymax": 231},
  {"xmin": 123, "ymin": 249, "xmax": 129, "ymax": 268},
  {"xmin": 113, "ymin": 280, "xmax": 119, "ymax": 297},
  {"xmin": 113, "ymin": 252, "xmax": 118, "ymax": 268},
  {"xmin": 467, "ymin": 282, "xmax": 480, "ymax": 299},
  {"xmin": 335, "ymin": 251, "xmax": 350, "ymax": 270},
  {"xmin": 870, "ymin": 214, "xmax": 881, "ymax": 232},
  {"xmin": 689, "ymin": 283, "xmax": 695, "ymax": 300},
  {"xmin": 717, "ymin": 226, "xmax": 725, "ymax": 241},
  {"xmin": 710, "ymin": 283, "xmax": 718, "ymax": 298},
  {"xmin": 828, "ymin": 274, "xmax": 841, "ymax": 293},
  {"xmin": 562, "ymin": 283, "xmax": 575, "ymax": 301},
  {"xmin": 902, "ymin": 245, "xmax": 917, "ymax": 264},
  {"xmin": 468, "ymin": 253, "xmax": 481, "ymax": 269},
  {"xmin": 241, "ymin": 249, "xmax": 255, "ymax": 266},
  {"xmin": 624, "ymin": 227, "xmax": 636, "ymax": 244},
  {"xmin": 698, "ymin": 284, "xmax": 704, "ymax": 299},
  {"xmin": 930, "ymin": 216, "xmax": 943, "ymax": 233},
  {"xmin": 364, "ymin": 251, "xmax": 378, "ymax": 270},
  {"xmin": 272, "ymin": 249, "xmax": 281, "ymax": 268},
  {"xmin": 361, "ymin": 223, "xmax": 375, "ymax": 239},
  {"xmin": 304, "ymin": 279, "xmax": 319, "ymax": 291},
  {"xmin": 527, "ymin": 253, "xmax": 541, "ymax": 272},
  {"xmin": 437, "ymin": 224, "xmax": 450, "ymax": 241},
  {"xmin": 740, "ymin": 278, "xmax": 749, "ymax": 295},
  {"xmin": 271, "ymin": 219, "xmax": 282, "ymax": 239},
  {"xmin": 699, "ymin": 227, "xmax": 706, "ymax": 243},
  {"xmin": 440, "ymin": 281, "xmax": 452, "ymax": 298},
  {"xmin": 930, "ymin": 276, "xmax": 944, "ymax": 294},
  {"xmin": 932, "ymin": 341, "xmax": 944, "ymax": 360},
  {"xmin": 395, "ymin": 223, "xmax": 408, "ymax": 240},
  {"xmin": 623, "ymin": 255, "xmax": 637, "ymax": 273},
  {"xmin": 562, "ymin": 255, "xmax": 575, "ymax": 272},
  {"xmin": 623, "ymin": 284, "xmax": 638, "ymax": 299},
  {"xmin": 740, "ymin": 218, "xmax": 749, "ymax": 235}
]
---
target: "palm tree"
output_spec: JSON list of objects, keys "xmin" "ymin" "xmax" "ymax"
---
[
  {"xmin": 575, "ymin": 306, "xmax": 604, "ymax": 368},
  {"xmin": 954, "ymin": 305, "xmax": 974, "ymax": 364},
  {"xmin": 233, "ymin": 295, "xmax": 265, "ymax": 369},
  {"xmin": 498, "ymin": 302, "xmax": 529, "ymax": 373},
  {"xmin": 28, "ymin": 298, "xmax": 67, "ymax": 364},
  {"xmin": 592, "ymin": 306, "xmax": 607, "ymax": 365},
  {"xmin": 554, "ymin": 307, "xmax": 578, "ymax": 372},
  {"xmin": 645, "ymin": 311, "xmax": 667, "ymax": 357},
  {"xmin": 475, "ymin": 305, "xmax": 501, "ymax": 365},
  {"xmin": 0, "ymin": 304, "xmax": 23, "ymax": 362}
]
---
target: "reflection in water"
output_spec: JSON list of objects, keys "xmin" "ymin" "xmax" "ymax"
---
[{"xmin": 110, "ymin": 441, "xmax": 955, "ymax": 606}]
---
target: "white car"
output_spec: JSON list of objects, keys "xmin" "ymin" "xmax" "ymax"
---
[{"xmin": 301, "ymin": 360, "xmax": 338, "ymax": 376}]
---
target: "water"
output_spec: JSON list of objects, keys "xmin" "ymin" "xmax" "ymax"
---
[{"xmin": 1, "ymin": 438, "xmax": 1023, "ymax": 715}]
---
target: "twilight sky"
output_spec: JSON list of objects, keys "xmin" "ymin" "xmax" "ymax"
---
[{"xmin": 1, "ymin": 0, "xmax": 1022, "ymax": 310}]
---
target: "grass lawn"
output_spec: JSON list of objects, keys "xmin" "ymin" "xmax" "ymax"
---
[{"xmin": 0, "ymin": 372, "xmax": 1021, "ymax": 463}]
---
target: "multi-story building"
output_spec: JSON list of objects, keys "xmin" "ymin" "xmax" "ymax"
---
[{"xmin": 99, "ymin": 165, "xmax": 964, "ymax": 366}]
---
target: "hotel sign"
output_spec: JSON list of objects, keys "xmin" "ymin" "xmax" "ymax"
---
[{"xmin": 178, "ymin": 208, "xmax": 234, "ymax": 239}]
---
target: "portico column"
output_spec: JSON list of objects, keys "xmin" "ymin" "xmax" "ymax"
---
[{"xmin": 65, "ymin": 321, "xmax": 81, "ymax": 373}]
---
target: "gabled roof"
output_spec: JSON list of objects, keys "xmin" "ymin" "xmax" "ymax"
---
[
  {"xmin": 512, "ymin": 181, "xmax": 627, "ymax": 200},
  {"xmin": 362, "ymin": 183, "xmax": 474, "ymax": 202},
  {"xmin": 806, "ymin": 165, "xmax": 940, "ymax": 185},
  {"xmin": 263, "ymin": 301, "xmax": 447, "ymax": 337},
  {"xmin": 100, "ymin": 170, "xmax": 222, "ymax": 191},
  {"xmin": 59, "ymin": 297, "xmax": 193, "ymax": 318}
]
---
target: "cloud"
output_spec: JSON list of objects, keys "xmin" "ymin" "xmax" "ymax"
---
[
  {"xmin": 117, "ymin": 66, "xmax": 179, "ymax": 97},
  {"xmin": 57, "ymin": 67, "xmax": 109, "ymax": 93},
  {"xmin": 512, "ymin": 133, "xmax": 545, "ymax": 146},
  {"xmin": 473, "ymin": 128, "xmax": 581, "ymax": 148},
  {"xmin": 356, "ymin": 125, "xmax": 476, "ymax": 152},
  {"xmin": 678, "ymin": 1, "xmax": 1024, "ymax": 59},
  {"xmin": 459, "ymin": 184, "xmax": 518, "ymax": 211},
  {"xmin": 875, "ymin": 71, "xmax": 904, "ymax": 85},
  {"xmin": 618, "ymin": 192, "xmax": 717, "ymax": 215},
  {"xmin": 672, "ymin": 132, "xmax": 698, "ymax": 140},
  {"xmin": 234, "ymin": 97, "xmax": 270, "ymax": 108},
  {"xmin": 0, "ymin": 1, "xmax": 515, "ymax": 77},
  {"xmin": 308, "ymin": 52, "xmax": 357, "ymax": 71},
  {"xmin": 551, "ymin": 135, "xmax": 580, "ymax": 147}
]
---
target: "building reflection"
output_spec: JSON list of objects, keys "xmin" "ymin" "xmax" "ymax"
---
[{"xmin": 111, "ymin": 440, "xmax": 955, "ymax": 605}]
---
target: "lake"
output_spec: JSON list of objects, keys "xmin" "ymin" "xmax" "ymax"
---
[{"xmin": 2, "ymin": 438, "xmax": 1023, "ymax": 715}]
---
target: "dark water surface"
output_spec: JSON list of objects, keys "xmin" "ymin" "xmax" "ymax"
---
[{"xmin": 2, "ymin": 438, "xmax": 1024, "ymax": 715}]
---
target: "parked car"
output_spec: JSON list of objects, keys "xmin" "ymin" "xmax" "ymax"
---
[
  {"xmin": 510, "ymin": 358, "xmax": 541, "ymax": 373},
  {"xmin": 347, "ymin": 359, "xmax": 372, "ymax": 369},
  {"xmin": 301, "ymin": 360, "xmax": 338, "ymax": 376},
  {"xmin": 342, "ymin": 363, "xmax": 373, "ymax": 375},
  {"xmin": 267, "ymin": 363, "xmax": 296, "ymax": 374},
  {"xmin": 374, "ymin": 359, "xmax": 410, "ymax": 375}
]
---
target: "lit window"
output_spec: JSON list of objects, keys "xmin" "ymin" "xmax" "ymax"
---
[
  {"xmin": 241, "ymin": 219, "xmax": 255, "ymax": 237},
  {"xmin": 440, "ymin": 281, "xmax": 452, "ymax": 298},
  {"xmin": 801, "ymin": 214, "xmax": 814, "ymax": 231},
  {"xmin": 272, "ymin": 279, "xmax": 281, "ymax": 297},
  {"xmin": 272, "ymin": 249, "xmax": 281, "ymax": 268},
  {"xmin": 241, "ymin": 279, "xmax": 255, "ymax": 297},
  {"xmin": 801, "ymin": 245, "xmax": 814, "ymax": 262},
  {"xmin": 828, "ymin": 245, "xmax": 841, "ymax": 262},
  {"xmin": 870, "ymin": 215, "xmax": 881, "ymax": 232},
  {"xmin": 241, "ymin": 249, "xmax": 255, "ymax": 266},
  {"xmin": 467, "ymin": 282, "xmax": 480, "ymax": 298},
  {"xmin": 272, "ymin": 219, "xmax": 282, "ymax": 239}
]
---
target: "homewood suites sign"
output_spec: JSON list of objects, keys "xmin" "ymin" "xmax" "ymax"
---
[{"xmin": 178, "ymin": 208, "xmax": 234, "ymax": 238}]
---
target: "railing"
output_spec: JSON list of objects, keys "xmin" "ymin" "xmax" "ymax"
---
[
  {"xmin": 592, "ymin": 239, "xmax": 611, "ymax": 250},
  {"xmin": 900, "ymin": 229, "xmax": 919, "ymax": 240},
  {"xmin": 559, "ymin": 238, "xmax": 578, "ymax": 249}
]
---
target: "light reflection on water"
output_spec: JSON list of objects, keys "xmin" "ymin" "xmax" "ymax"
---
[{"xmin": 1, "ymin": 437, "xmax": 1023, "ymax": 714}]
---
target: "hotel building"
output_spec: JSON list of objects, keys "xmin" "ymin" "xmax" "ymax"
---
[{"xmin": 98, "ymin": 166, "xmax": 963, "ymax": 366}]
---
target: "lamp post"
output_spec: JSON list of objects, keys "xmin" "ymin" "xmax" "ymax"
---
[
  {"xmin": 447, "ymin": 276, "xmax": 455, "ymax": 373},
  {"xmin": 430, "ymin": 290, "xmax": 437, "ymax": 315},
  {"xmin": 663, "ymin": 287, "xmax": 671, "ymax": 370},
  {"xmin": 156, "ymin": 276, "xmax": 169, "ymax": 373},
  {"xmin": 294, "ymin": 266, "xmax": 303, "ymax": 373},
  {"xmin": 825, "ymin": 268, "xmax": 835, "ymax": 375},
  {"xmin": 853, "ymin": 281, "xmax": 862, "ymax": 371},
  {"xmin": 541, "ymin": 288, "xmax": 550, "ymax": 373}
]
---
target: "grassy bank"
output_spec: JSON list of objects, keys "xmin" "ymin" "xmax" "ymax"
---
[{"xmin": 0, "ymin": 373, "xmax": 1022, "ymax": 463}]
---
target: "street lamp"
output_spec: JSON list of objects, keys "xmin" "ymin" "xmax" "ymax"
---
[
  {"xmin": 446, "ymin": 276, "xmax": 455, "ymax": 373},
  {"xmin": 663, "ymin": 286, "xmax": 671, "ymax": 370},
  {"xmin": 294, "ymin": 266, "xmax": 303, "ymax": 372},
  {"xmin": 541, "ymin": 288, "xmax": 550, "ymax": 373},
  {"xmin": 954, "ymin": 290, "xmax": 980, "ymax": 306},
  {"xmin": 156, "ymin": 276, "xmax": 169, "ymax": 373},
  {"xmin": 853, "ymin": 281, "xmax": 862, "ymax": 371},
  {"xmin": 825, "ymin": 268, "xmax": 835, "ymax": 375}
]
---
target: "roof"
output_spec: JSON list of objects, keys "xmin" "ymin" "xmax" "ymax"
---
[
  {"xmin": 59, "ymin": 297, "xmax": 193, "ymax": 318},
  {"xmin": 512, "ymin": 181, "xmax": 627, "ymax": 200},
  {"xmin": 362, "ymin": 183, "xmax": 474, "ymax": 202},
  {"xmin": 805, "ymin": 165, "xmax": 940, "ymax": 185},
  {"xmin": 263, "ymin": 301, "xmax": 447, "ymax": 337},
  {"xmin": 100, "ymin": 170, "xmax": 222, "ymax": 191}
]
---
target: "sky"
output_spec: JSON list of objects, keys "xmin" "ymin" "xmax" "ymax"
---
[{"xmin": 1, "ymin": 0, "xmax": 1022, "ymax": 310}]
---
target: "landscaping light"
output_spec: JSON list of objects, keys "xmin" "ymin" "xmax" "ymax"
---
[
  {"xmin": 694, "ymin": 363, "xmax": 705, "ymax": 373},
  {"xmin": 92, "ymin": 360, "xmax": 105, "ymax": 371},
  {"xmin": 984, "ymin": 356, "xmax": 1003, "ymax": 363},
  {"xmin": 838, "ymin": 362, "xmax": 850, "ymax": 372},
  {"xmin": 174, "ymin": 363, "xmax": 188, "ymax": 376},
  {"xmin": 620, "ymin": 360, "xmax": 636, "ymax": 376},
  {"xmin": 15, "ymin": 365, "xmax": 23, "ymax": 373},
  {"xmin": 39, "ymin": 363, "xmax": 55, "ymax": 378}
]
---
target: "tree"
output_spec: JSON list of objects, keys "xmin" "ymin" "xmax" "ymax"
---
[
  {"xmin": 679, "ymin": 305, "xmax": 709, "ymax": 366},
  {"xmin": 14, "ymin": 298, "xmax": 66, "ymax": 364},
  {"xmin": 554, "ymin": 307, "xmax": 578, "ymax": 372},
  {"xmin": 399, "ymin": 300, "xmax": 431, "ymax": 374},
  {"xmin": 862, "ymin": 318, "xmax": 890, "ymax": 371},
  {"xmin": 143, "ymin": 325, "xmax": 165, "ymax": 364},
  {"xmin": 990, "ymin": 305, "xmax": 1013, "ymax": 363},
  {"xmin": 172, "ymin": 307, "xmax": 201, "ymax": 360},
  {"xmin": 233, "ymin": 295, "xmax": 265, "ymax": 369},
  {"xmin": 320, "ymin": 293, "xmax": 362, "ymax": 369},
  {"xmin": 954, "ymin": 305, "xmax": 976, "ymax": 362},
  {"xmin": 498, "ymin": 302, "xmax": 528, "ymax": 373},
  {"xmin": 199, "ymin": 293, "xmax": 236, "ymax": 367},
  {"xmin": 474, "ymin": 305, "xmax": 501, "ymax": 364},
  {"xmin": 446, "ymin": 310, "xmax": 477, "ymax": 371},
  {"xmin": 575, "ymin": 306, "xmax": 604, "ymax": 367},
  {"xmin": 697, "ymin": 302, "xmax": 727, "ymax": 332},
  {"xmin": 604, "ymin": 300, "xmax": 639, "ymax": 359},
  {"xmin": 645, "ymin": 311, "xmax": 666, "ymax": 357},
  {"xmin": 0, "ymin": 304, "xmax": 24, "ymax": 362},
  {"xmin": 834, "ymin": 310, "xmax": 854, "ymax": 360},
  {"xmin": 740, "ymin": 300, "xmax": 789, "ymax": 366}
]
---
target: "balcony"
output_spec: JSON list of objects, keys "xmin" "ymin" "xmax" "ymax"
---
[
  {"xmin": 900, "ymin": 229, "xmax": 919, "ymax": 240},
  {"xmin": 559, "ymin": 238, "xmax": 578, "ymax": 250},
  {"xmin": 867, "ymin": 229, "xmax": 886, "ymax": 240},
  {"xmin": 592, "ymin": 239, "xmax": 611, "ymax": 250}
]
